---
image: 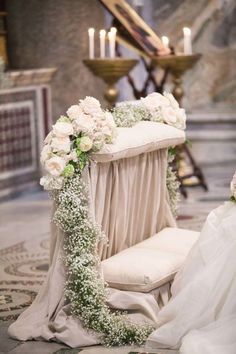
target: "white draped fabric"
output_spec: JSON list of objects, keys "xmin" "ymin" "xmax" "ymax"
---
[
  {"xmin": 146, "ymin": 201, "xmax": 236, "ymax": 354},
  {"xmin": 8, "ymin": 149, "xmax": 176, "ymax": 347},
  {"xmin": 90, "ymin": 149, "xmax": 176, "ymax": 259}
]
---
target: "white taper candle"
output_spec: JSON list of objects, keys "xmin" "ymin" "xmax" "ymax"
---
[
  {"xmin": 88, "ymin": 28, "xmax": 95, "ymax": 59},
  {"xmin": 161, "ymin": 36, "xmax": 169, "ymax": 49},
  {"xmin": 108, "ymin": 31, "xmax": 115, "ymax": 58},
  {"xmin": 99, "ymin": 29, "xmax": 106, "ymax": 58},
  {"xmin": 183, "ymin": 27, "xmax": 192, "ymax": 55}
]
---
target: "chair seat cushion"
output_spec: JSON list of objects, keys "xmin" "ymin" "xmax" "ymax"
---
[
  {"xmin": 102, "ymin": 227, "xmax": 199, "ymax": 292},
  {"xmin": 93, "ymin": 121, "xmax": 185, "ymax": 163}
]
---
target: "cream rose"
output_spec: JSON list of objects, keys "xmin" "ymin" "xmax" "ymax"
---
[
  {"xmin": 66, "ymin": 149, "xmax": 78, "ymax": 162},
  {"xmin": 164, "ymin": 92, "xmax": 179, "ymax": 109},
  {"xmin": 104, "ymin": 111, "xmax": 116, "ymax": 128},
  {"xmin": 45, "ymin": 156, "xmax": 66, "ymax": 176},
  {"xmin": 75, "ymin": 114, "xmax": 95, "ymax": 132},
  {"xmin": 67, "ymin": 105, "xmax": 82, "ymax": 120},
  {"xmin": 44, "ymin": 131, "xmax": 53, "ymax": 144},
  {"xmin": 40, "ymin": 144, "xmax": 52, "ymax": 164},
  {"xmin": 79, "ymin": 96, "xmax": 103, "ymax": 116},
  {"xmin": 141, "ymin": 92, "xmax": 170, "ymax": 112},
  {"xmin": 79, "ymin": 136, "xmax": 93, "ymax": 152},
  {"xmin": 53, "ymin": 121, "xmax": 74, "ymax": 138},
  {"xmin": 51, "ymin": 136, "xmax": 71, "ymax": 153},
  {"xmin": 162, "ymin": 106, "xmax": 186, "ymax": 130},
  {"xmin": 175, "ymin": 108, "xmax": 186, "ymax": 130}
]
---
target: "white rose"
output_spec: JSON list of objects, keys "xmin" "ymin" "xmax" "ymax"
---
[
  {"xmin": 164, "ymin": 92, "xmax": 179, "ymax": 109},
  {"xmin": 40, "ymin": 175, "xmax": 64, "ymax": 190},
  {"xmin": 45, "ymin": 156, "xmax": 66, "ymax": 176},
  {"xmin": 44, "ymin": 131, "xmax": 53, "ymax": 144},
  {"xmin": 161, "ymin": 106, "xmax": 177, "ymax": 125},
  {"xmin": 75, "ymin": 114, "xmax": 96, "ymax": 132},
  {"xmin": 53, "ymin": 121, "xmax": 74, "ymax": 137},
  {"xmin": 104, "ymin": 111, "xmax": 116, "ymax": 128},
  {"xmin": 79, "ymin": 96, "xmax": 103, "ymax": 116},
  {"xmin": 66, "ymin": 105, "xmax": 82, "ymax": 120},
  {"xmin": 66, "ymin": 149, "xmax": 78, "ymax": 162},
  {"xmin": 51, "ymin": 136, "xmax": 71, "ymax": 153},
  {"xmin": 79, "ymin": 136, "xmax": 93, "ymax": 152},
  {"xmin": 40, "ymin": 144, "xmax": 52, "ymax": 165},
  {"xmin": 230, "ymin": 172, "xmax": 236, "ymax": 198},
  {"xmin": 162, "ymin": 106, "xmax": 186, "ymax": 130},
  {"xmin": 101, "ymin": 125, "xmax": 112, "ymax": 137},
  {"xmin": 175, "ymin": 108, "xmax": 186, "ymax": 130},
  {"xmin": 141, "ymin": 92, "xmax": 170, "ymax": 112}
]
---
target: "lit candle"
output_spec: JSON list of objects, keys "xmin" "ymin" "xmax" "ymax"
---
[
  {"xmin": 108, "ymin": 31, "xmax": 115, "ymax": 58},
  {"xmin": 110, "ymin": 27, "xmax": 117, "ymax": 58},
  {"xmin": 99, "ymin": 29, "xmax": 106, "ymax": 58},
  {"xmin": 183, "ymin": 27, "xmax": 192, "ymax": 55},
  {"xmin": 161, "ymin": 36, "xmax": 169, "ymax": 49},
  {"xmin": 88, "ymin": 27, "xmax": 95, "ymax": 59},
  {"xmin": 110, "ymin": 27, "xmax": 117, "ymax": 36}
]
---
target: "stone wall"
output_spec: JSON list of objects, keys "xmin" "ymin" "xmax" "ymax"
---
[
  {"xmin": 6, "ymin": 0, "xmax": 106, "ymax": 121},
  {"xmin": 152, "ymin": 0, "xmax": 236, "ymax": 113},
  {"xmin": 6, "ymin": 0, "xmax": 236, "ymax": 115}
]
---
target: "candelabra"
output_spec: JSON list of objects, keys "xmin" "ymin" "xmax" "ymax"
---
[{"xmin": 83, "ymin": 58, "xmax": 138, "ymax": 108}]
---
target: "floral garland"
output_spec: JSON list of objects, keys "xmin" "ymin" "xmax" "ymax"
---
[
  {"xmin": 52, "ymin": 173, "xmax": 152, "ymax": 346},
  {"xmin": 112, "ymin": 92, "xmax": 186, "ymax": 130},
  {"xmin": 40, "ymin": 93, "xmax": 186, "ymax": 346}
]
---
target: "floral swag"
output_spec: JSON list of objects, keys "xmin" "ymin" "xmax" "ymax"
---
[{"xmin": 40, "ymin": 93, "xmax": 186, "ymax": 346}]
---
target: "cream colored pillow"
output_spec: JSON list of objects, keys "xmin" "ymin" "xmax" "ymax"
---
[
  {"xmin": 93, "ymin": 121, "xmax": 185, "ymax": 163},
  {"xmin": 102, "ymin": 227, "xmax": 199, "ymax": 292}
]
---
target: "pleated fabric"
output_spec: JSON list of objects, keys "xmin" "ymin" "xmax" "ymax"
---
[{"xmin": 8, "ymin": 149, "xmax": 175, "ymax": 347}]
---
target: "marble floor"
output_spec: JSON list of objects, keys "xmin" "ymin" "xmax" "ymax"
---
[{"xmin": 0, "ymin": 162, "xmax": 234, "ymax": 354}]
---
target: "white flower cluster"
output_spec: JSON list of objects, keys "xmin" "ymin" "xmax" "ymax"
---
[
  {"xmin": 141, "ymin": 92, "xmax": 186, "ymax": 130},
  {"xmin": 40, "ymin": 96, "xmax": 117, "ymax": 190},
  {"xmin": 230, "ymin": 172, "xmax": 236, "ymax": 202},
  {"xmin": 52, "ymin": 174, "xmax": 153, "ymax": 346},
  {"xmin": 112, "ymin": 92, "xmax": 186, "ymax": 131},
  {"xmin": 167, "ymin": 149, "xmax": 180, "ymax": 216}
]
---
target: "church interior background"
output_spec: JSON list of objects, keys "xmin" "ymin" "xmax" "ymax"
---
[{"xmin": 0, "ymin": 0, "xmax": 235, "ymax": 353}]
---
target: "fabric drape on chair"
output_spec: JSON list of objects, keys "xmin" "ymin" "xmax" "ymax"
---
[
  {"xmin": 8, "ymin": 149, "xmax": 176, "ymax": 348},
  {"xmin": 90, "ymin": 149, "xmax": 176, "ymax": 259}
]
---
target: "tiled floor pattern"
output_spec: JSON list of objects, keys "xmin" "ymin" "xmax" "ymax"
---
[{"xmin": 0, "ymin": 163, "xmax": 234, "ymax": 353}]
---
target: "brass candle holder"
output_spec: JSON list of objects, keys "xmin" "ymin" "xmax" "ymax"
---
[
  {"xmin": 83, "ymin": 58, "xmax": 138, "ymax": 108},
  {"xmin": 152, "ymin": 53, "xmax": 201, "ymax": 105}
]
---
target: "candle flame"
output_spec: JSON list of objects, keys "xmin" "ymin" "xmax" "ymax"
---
[
  {"xmin": 161, "ymin": 36, "xmax": 169, "ymax": 47},
  {"xmin": 99, "ymin": 29, "xmax": 106, "ymax": 37},
  {"xmin": 183, "ymin": 27, "xmax": 191, "ymax": 35},
  {"xmin": 88, "ymin": 28, "xmax": 95, "ymax": 35},
  {"xmin": 110, "ymin": 27, "xmax": 117, "ymax": 34}
]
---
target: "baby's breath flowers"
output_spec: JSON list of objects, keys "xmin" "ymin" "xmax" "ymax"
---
[
  {"xmin": 40, "ymin": 93, "xmax": 185, "ymax": 345},
  {"xmin": 112, "ymin": 92, "xmax": 186, "ymax": 130},
  {"xmin": 52, "ymin": 173, "xmax": 153, "ymax": 346}
]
